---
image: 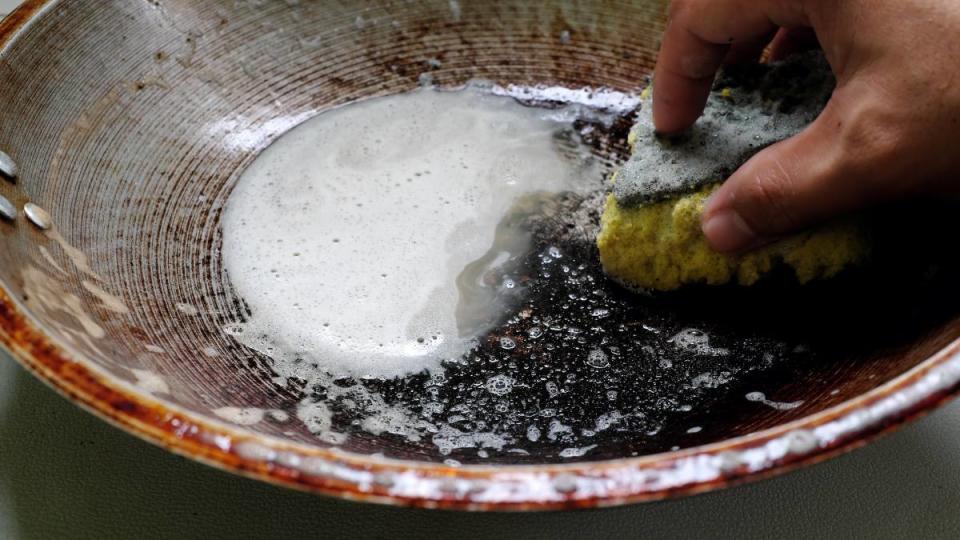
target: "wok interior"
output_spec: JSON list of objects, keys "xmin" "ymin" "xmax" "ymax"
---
[{"xmin": 0, "ymin": 0, "xmax": 958, "ymax": 465}]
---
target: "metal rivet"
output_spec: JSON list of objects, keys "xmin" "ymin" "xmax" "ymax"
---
[
  {"xmin": 0, "ymin": 195, "xmax": 15, "ymax": 221},
  {"xmin": 23, "ymin": 202, "xmax": 52, "ymax": 230},
  {"xmin": 0, "ymin": 150, "xmax": 17, "ymax": 180}
]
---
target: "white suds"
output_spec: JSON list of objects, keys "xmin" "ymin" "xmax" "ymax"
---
[
  {"xmin": 490, "ymin": 84, "xmax": 641, "ymax": 115},
  {"xmin": 222, "ymin": 86, "xmax": 599, "ymax": 379},
  {"xmin": 670, "ymin": 328, "xmax": 730, "ymax": 356},
  {"xmin": 559, "ymin": 444, "xmax": 597, "ymax": 458},
  {"xmin": 746, "ymin": 391, "xmax": 804, "ymax": 411}
]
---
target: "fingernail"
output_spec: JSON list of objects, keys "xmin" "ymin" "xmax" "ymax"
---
[{"xmin": 702, "ymin": 209, "xmax": 757, "ymax": 252}]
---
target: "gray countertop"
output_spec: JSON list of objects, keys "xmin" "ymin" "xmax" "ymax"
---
[{"xmin": 1, "ymin": 1, "xmax": 958, "ymax": 537}]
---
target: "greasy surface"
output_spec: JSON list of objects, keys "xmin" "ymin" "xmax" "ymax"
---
[
  {"xmin": 1, "ymin": 0, "xmax": 960, "ymax": 508},
  {"xmin": 598, "ymin": 185, "xmax": 868, "ymax": 291},
  {"xmin": 612, "ymin": 53, "xmax": 834, "ymax": 206}
]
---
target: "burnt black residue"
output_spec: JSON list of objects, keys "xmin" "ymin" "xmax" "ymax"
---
[
  {"xmin": 291, "ymin": 190, "xmax": 960, "ymax": 464},
  {"xmin": 231, "ymin": 99, "xmax": 960, "ymax": 465}
]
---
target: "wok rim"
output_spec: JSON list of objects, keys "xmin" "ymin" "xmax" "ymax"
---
[{"xmin": 1, "ymin": 0, "xmax": 959, "ymax": 511}]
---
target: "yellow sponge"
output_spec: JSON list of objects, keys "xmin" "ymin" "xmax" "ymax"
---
[{"xmin": 596, "ymin": 184, "xmax": 869, "ymax": 291}]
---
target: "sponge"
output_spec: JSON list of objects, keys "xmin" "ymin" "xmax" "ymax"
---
[
  {"xmin": 597, "ymin": 53, "xmax": 869, "ymax": 291},
  {"xmin": 597, "ymin": 185, "xmax": 869, "ymax": 291}
]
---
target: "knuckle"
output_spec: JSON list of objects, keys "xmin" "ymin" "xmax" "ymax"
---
[
  {"xmin": 836, "ymin": 97, "xmax": 904, "ymax": 167},
  {"xmin": 738, "ymin": 158, "xmax": 801, "ymax": 233}
]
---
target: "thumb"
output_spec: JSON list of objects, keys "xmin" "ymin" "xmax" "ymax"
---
[{"xmin": 700, "ymin": 97, "xmax": 894, "ymax": 252}]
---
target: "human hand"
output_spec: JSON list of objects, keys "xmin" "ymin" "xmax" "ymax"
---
[{"xmin": 653, "ymin": 0, "xmax": 960, "ymax": 252}]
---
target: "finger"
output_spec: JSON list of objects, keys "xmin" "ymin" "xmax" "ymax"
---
[
  {"xmin": 701, "ymin": 93, "xmax": 904, "ymax": 252},
  {"xmin": 653, "ymin": 0, "xmax": 814, "ymax": 134},
  {"xmin": 652, "ymin": 21, "xmax": 730, "ymax": 134},
  {"xmin": 768, "ymin": 27, "xmax": 820, "ymax": 61},
  {"xmin": 723, "ymin": 29, "xmax": 777, "ymax": 65}
]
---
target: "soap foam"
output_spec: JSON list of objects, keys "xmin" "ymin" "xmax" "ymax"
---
[{"xmin": 222, "ymin": 86, "xmax": 601, "ymax": 379}]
